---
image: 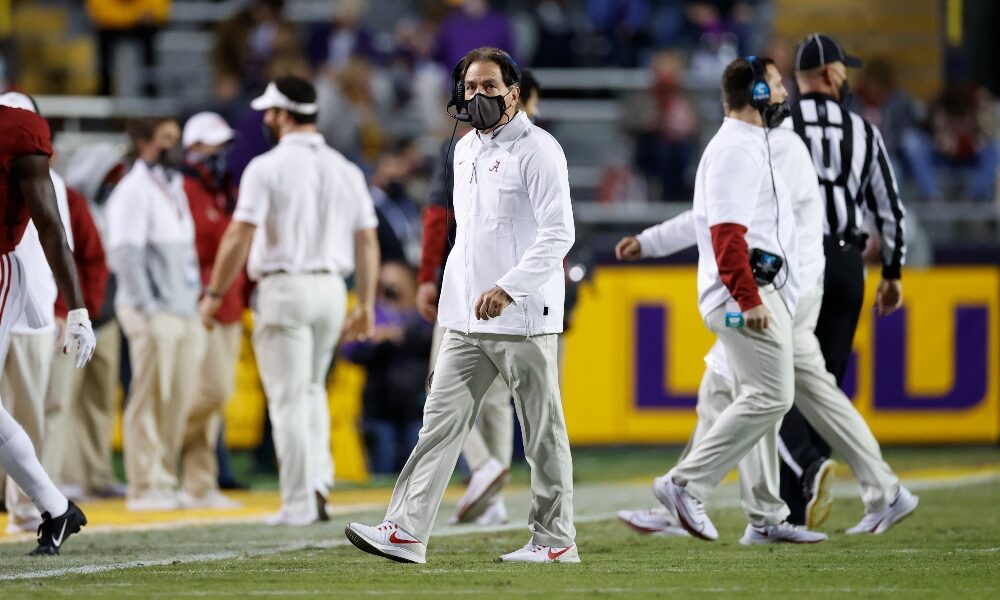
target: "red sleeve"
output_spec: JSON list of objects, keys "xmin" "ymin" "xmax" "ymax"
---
[
  {"xmin": 55, "ymin": 188, "xmax": 108, "ymax": 317},
  {"xmin": 418, "ymin": 204, "xmax": 449, "ymax": 285},
  {"xmin": 11, "ymin": 109, "xmax": 53, "ymax": 157},
  {"xmin": 710, "ymin": 223, "xmax": 761, "ymax": 311}
]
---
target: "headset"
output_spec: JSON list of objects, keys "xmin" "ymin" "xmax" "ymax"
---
[{"xmin": 746, "ymin": 55, "xmax": 789, "ymax": 291}]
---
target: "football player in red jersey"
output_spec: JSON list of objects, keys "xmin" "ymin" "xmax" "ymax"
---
[{"xmin": 0, "ymin": 103, "xmax": 97, "ymax": 555}]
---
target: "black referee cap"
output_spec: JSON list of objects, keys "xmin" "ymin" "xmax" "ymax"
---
[{"xmin": 794, "ymin": 33, "xmax": 863, "ymax": 71}]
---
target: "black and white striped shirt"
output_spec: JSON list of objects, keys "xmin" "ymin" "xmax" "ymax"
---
[{"xmin": 790, "ymin": 93, "xmax": 906, "ymax": 279}]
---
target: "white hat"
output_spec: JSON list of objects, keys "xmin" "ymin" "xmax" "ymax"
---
[
  {"xmin": 0, "ymin": 91, "xmax": 38, "ymax": 113},
  {"xmin": 182, "ymin": 111, "xmax": 235, "ymax": 148},
  {"xmin": 250, "ymin": 81, "xmax": 318, "ymax": 114}
]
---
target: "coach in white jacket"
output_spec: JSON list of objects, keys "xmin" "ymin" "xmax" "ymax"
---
[{"xmin": 347, "ymin": 47, "xmax": 578, "ymax": 565}]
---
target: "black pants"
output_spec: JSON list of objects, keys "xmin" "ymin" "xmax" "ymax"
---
[
  {"xmin": 779, "ymin": 236, "xmax": 865, "ymax": 523},
  {"xmin": 97, "ymin": 26, "xmax": 159, "ymax": 96}
]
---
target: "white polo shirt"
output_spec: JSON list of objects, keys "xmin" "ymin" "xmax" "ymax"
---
[
  {"xmin": 692, "ymin": 117, "xmax": 799, "ymax": 319},
  {"xmin": 234, "ymin": 132, "xmax": 379, "ymax": 280}
]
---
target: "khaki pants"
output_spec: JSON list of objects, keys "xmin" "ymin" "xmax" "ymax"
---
[
  {"xmin": 689, "ymin": 368, "xmax": 788, "ymax": 526},
  {"xmin": 387, "ymin": 330, "xmax": 575, "ymax": 547},
  {"xmin": 182, "ymin": 322, "xmax": 242, "ymax": 498},
  {"xmin": 671, "ymin": 287, "xmax": 795, "ymax": 504},
  {"xmin": 1, "ymin": 332, "xmax": 56, "ymax": 527},
  {"xmin": 118, "ymin": 309, "xmax": 206, "ymax": 499},
  {"xmin": 56, "ymin": 320, "xmax": 121, "ymax": 492},
  {"xmin": 789, "ymin": 288, "xmax": 899, "ymax": 512},
  {"xmin": 253, "ymin": 274, "xmax": 346, "ymax": 517},
  {"xmin": 431, "ymin": 325, "xmax": 513, "ymax": 471}
]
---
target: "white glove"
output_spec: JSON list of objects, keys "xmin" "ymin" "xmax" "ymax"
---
[{"xmin": 63, "ymin": 308, "xmax": 97, "ymax": 368}]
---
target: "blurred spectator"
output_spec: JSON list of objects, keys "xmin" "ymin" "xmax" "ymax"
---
[
  {"xmin": 435, "ymin": 0, "xmax": 515, "ymax": 69},
  {"xmin": 315, "ymin": 56, "xmax": 390, "ymax": 165},
  {"xmin": 106, "ymin": 117, "xmax": 206, "ymax": 511},
  {"xmin": 306, "ymin": 0, "xmax": 378, "ymax": 75},
  {"xmin": 389, "ymin": 17, "xmax": 449, "ymax": 143},
  {"xmin": 901, "ymin": 83, "xmax": 999, "ymax": 202},
  {"xmin": 180, "ymin": 112, "xmax": 244, "ymax": 510},
  {"xmin": 341, "ymin": 262, "xmax": 432, "ymax": 474},
  {"xmin": 530, "ymin": 0, "xmax": 579, "ymax": 68},
  {"xmin": 212, "ymin": 0, "xmax": 301, "ymax": 94},
  {"xmin": 586, "ymin": 0, "xmax": 649, "ymax": 67},
  {"xmin": 851, "ymin": 57, "xmax": 919, "ymax": 166},
  {"xmin": 86, "ymin": 0, "xmax": 170, "ymax": 96},
  {"xmin": 59, "ymin": 142, "xmax": 129, "ymax": 500},
  {"xmin": 765, "ymin": 35, "xmax": 797, "ymax": 99},
  {"xmin": 370, "ymin": 140, "xmax": 423, "ymax": 266},
  {"xmin": 622, "ymin": 50, "xmax": 698, "ymax": 201}
]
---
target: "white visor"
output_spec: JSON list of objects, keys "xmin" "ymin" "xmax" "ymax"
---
[
  {"xmin": 0, "ymin": 92, "xmax": 38, "ymax": 113},
  {"xmin": 250, "ymin": 81, "xmax": 318, "ymax": 115}
]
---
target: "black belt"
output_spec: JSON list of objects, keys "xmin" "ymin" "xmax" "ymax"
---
[
  {"xmin": 826, "ymin": 229, "xmax": 868, "ymax": 251},
  {"xmin": 260, "ymin": 269, "xmax": 332, "ymax": 279}
]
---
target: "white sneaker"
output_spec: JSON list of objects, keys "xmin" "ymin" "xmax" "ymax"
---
[
  {"xmin": 739, "ymin": 522, "xmax": 828, "ymax": 545},
  {"xmin": 5, "ymin": 516, "xmax": 43, "ymax": 534},
  {"xmin": 345, "ymin": 521, "xmax": 427, "ymax": 564},
  {"xmin": 181, "ymin": 491, "xmax": 242, "ymax": 510},
  {"xmin": 453, "ymin": 458, "xmax": 508, "ymax": 523},
  {"xmin": 497, "ymin": 542, "xmax": 580, "ymax": 563},
  {"xmin": 652, "ymin": 475, "xmax": 718, "ymax": 541},
  {"xmin": 474, "ymin": 497, "xmax": 509, "ymax": 525},
  {"xmin": 617, "ymin": 508, "xmax": 690, "ymax": 537},
  {"xmin": 804, "ymin": 457, "xmax": 838, "ymax": 530},
  {"xmin": 265, "ymin": 509, "xmax": 316, "ymax": 527},
  {"xmin": 846, "ymin": 486, "xmax": 919, "ymax": 535},
  {"xmin": 126, "ymin": 491, "xmax": 181, "ymax": 512}
]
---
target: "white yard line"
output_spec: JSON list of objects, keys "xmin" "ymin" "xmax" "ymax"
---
[{"xmin": 1, "ymin": 470, "xmax": 996, "ymax": 582}]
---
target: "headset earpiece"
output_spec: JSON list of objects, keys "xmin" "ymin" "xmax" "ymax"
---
[{"xmin": 746, "ymin": 55, "xmax": 770, "ymax": 112}]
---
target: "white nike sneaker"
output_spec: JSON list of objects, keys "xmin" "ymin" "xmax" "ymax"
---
[
  {"xmin": 345, "ymin": 521, "xmax": 427, "ymax": 564},
  {"xmin": 265, "ymin": 509, "xmax": 316, "ymax": 527},
  {"xmin": 652, "ymin": 475, "xmax": 718, "ymax": 541},
  {"xmin": 474, "ymin": 497, "xmax": 509, "ymax": 526},
  {"xmin": 617, "ymin": 508, "xmax": 690, "ymax": 537},
  {"xmin": 739, "ymin": 522, "xmax": 829, "ymax": 545},
  {"xmin": 180, "ymin": 491, "xmax": 242, "ymax": 510},
  {"xmin": 452, "ymin": 458, "xmax": 508, "ymax": 523},
  {"xmin": 497, "ymin": 542, "xmax": 580, "ymax": 563},
  {"xmin": 846, "ymin": 486, "xmax": 919, "ymax": 535}
]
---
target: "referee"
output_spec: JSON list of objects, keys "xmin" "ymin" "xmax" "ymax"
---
[{"xmin": 778, "ymin": 34, "xmax": 906, "ymax": 526}]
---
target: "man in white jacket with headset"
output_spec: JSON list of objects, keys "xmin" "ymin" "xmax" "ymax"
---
[{"xmin": 346, "ymin": 47, "xmax": 578, "ymax": 564}]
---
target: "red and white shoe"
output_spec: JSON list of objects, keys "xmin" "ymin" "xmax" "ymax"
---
[
  {"xmin": 344, "ymin": 521, "xmax": 427, "ymax": 564},
  {"xmin": 846, "ymin": 486, "xmax": 919, "ymax": 535},
  {"xmin": 452, "ymin": 458, "xmax": 508, "ymax": 523},
  {"xmin": 497, "ymin": 542, "xmax": 580, "ymax": 563},
  {"xmin": 617, "ymin": 508, "xmax": 690, "ymax": 537}
]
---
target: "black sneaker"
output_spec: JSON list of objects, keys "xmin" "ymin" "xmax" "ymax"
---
[
  {"xmin": 316, "ymin": 491, "xmax": 329, "ymax": 522},
  {"xmin": 29, "ymin": 502, "xmax": 87, "ymax": 556},
  {"xmin": 802, "ymin": 457, "xmax": 837, "ymax": 530}
]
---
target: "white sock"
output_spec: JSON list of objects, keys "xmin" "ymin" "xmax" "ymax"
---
[{"xmin": 0, "ymin": 409, "xmax": 68, "ymax": 518}]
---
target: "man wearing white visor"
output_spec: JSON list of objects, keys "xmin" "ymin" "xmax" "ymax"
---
[
  {"xmin": 180, "ymin": 112, "xmax": 243, "ymax": 509},
  {"xmin": 200, "ymin": 77, "xmax": 380, "ymax": 526}
]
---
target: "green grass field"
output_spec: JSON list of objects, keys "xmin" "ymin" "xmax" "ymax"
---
[{"xmin": 2, "ymin": 446, "xmax": 998, "ymax": 599}]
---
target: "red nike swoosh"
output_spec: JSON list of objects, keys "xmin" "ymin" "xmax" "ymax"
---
[
  {"xmin": 547, "ymin": 546, "xmax": 573, "ymax": 560},
  {"xmin": 389, "ymin": 531, "xmax": 422, "ymax": 544}
]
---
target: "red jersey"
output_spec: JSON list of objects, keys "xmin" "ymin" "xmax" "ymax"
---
[
  {"xmin": 183, "ymin": 163, "xmax": 247, "ymax": 324},
  {"xmin": 0, "ymin": 106, "xmax": 53, "ymax": 254},
  {"xmin": 54, "ymin": 187, "xmax": 108, "ymax": 318}
]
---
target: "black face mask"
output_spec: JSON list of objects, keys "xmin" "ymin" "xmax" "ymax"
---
[
  {"xmin": 466, "ymin": 91, "xmax": 510, "ymax": 131},
  {"xmin": 94, "ymin": 181, "xmax": 116, "ymax": 206},
  {"xmin": 762, "ymin": 101, "xmax": 791, "ymax": 129},
  {"xmin": 262, "ymin": 122, "xmax": 279, "ymax": 146},
  {"xmin": 203, "ymin": 149, "xmax": 230, "ymax": 183},
  {"xmin": 837, "ymin": 80, "xmax": 852, "ymax": 105},
  {"xmin": 385, "ymin": 181, "xmax": 407, "ymax": 200},
  {"xmin": 158, "ymin": 146, "xmax": 183, "ymax": 170}
]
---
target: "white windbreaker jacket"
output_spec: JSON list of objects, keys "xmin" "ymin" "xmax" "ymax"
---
[{"xmin": 437, "ymin": 111, "xmax": 575, "ymax": 337}]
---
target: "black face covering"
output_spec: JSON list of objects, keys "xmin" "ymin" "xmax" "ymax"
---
[
  {"xmin": 158, "ymin": 146, "xmax": 183, "ymax": 170},
  {"xmin": 262, "ymin": 122, "xmax": 279, "ymax": 146},
  {"xmin": 762, "ymin": 101, "xmax": 791, "ymax": 129},
  {"xmin": 837, "ymin": 80, "xmax": 852, "ymax": 105},
  {"xmin": 467, "ymin": 91, "xmax": 509, "ymax": 131},
  {"xmin": 203, "ymin": 149, "xmax": 230, "ymax": 182}
]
